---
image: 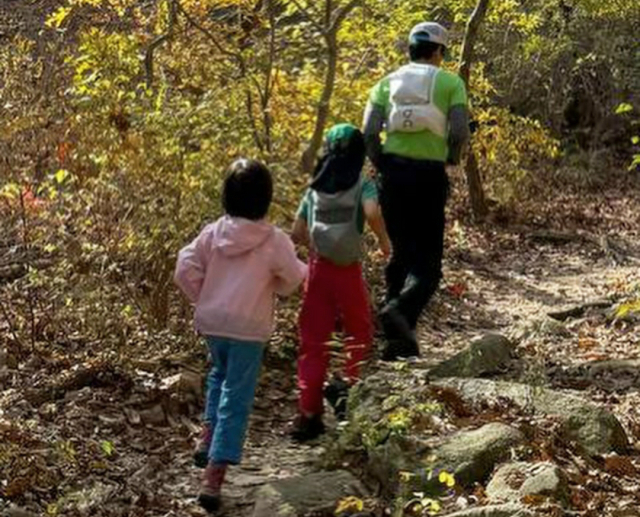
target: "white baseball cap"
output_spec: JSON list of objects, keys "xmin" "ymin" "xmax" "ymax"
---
[{"xmin": 409, "ymin": 22, "xmax": 449, "ymax": 48}]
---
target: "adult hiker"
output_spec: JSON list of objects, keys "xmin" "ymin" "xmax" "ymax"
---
[{"xmin": 363, "ymin": 22, "xmax": 470, "ymax": 360}]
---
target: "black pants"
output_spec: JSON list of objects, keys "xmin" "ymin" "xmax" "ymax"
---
[{"xmin": 378, "ymin": 154, "xmax": 449, "ymax": 329}]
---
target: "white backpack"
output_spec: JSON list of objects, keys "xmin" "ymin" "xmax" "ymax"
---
[{"xmin": 387, "ymin": 63, "xmax": 447, "ymax": 137}]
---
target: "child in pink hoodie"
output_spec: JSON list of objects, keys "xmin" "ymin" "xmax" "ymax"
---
[{"xmin": 174, "ymin": 159, "xmax": 307, "ymax": 513}]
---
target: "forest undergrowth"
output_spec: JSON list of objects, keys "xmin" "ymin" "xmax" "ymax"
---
[
  {"xmin": 2, "ymin": 170, "xmax": 640, "ymax": 517},
  {"xmin": 2, "ymin": 0, "xmax": 640, "ymax": 515}
]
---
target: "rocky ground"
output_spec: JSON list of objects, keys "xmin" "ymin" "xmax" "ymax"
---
[{"xmin": 2, "ymin": 175, "xmax": 640, "ymax": 517}]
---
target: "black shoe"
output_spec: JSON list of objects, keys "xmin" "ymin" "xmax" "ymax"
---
[
  {"xmin": 381, "ymin": 338, "xmax": 420, "ymax": 361},
  {"xmin": 379, "ymin": 307, "xmax": 419, "ymax": 361},
  {"xmin": 381, "ymin": 339, "xmax": 401, "ymax": 361},
  {"xmin": 290, "ymin": 414, "xmax": 326, "ymax": 442},
  {"xmin": 198, "ymin": 493, "xmax": 221, "ymax": 513},
  {"xmin": 324, "ymin": 378, "xmax": 350, "ymax": 421},
  {"xmin": 380, "ymin": 306, "xmax": 414, "ymax": 343}
]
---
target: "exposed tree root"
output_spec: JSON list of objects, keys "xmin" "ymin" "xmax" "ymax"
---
[
  {"xmin": 510, "ymin": 226, "xmax": 640, "ymax": 265},
  {"xmin": 548, "ymin": 299, "xmax": 616, "ymax": 322}
]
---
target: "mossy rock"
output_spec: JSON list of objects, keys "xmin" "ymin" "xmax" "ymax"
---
[
  {"xmin": 432, "ymin": 378, "xmax": 629, "ymax": 456},
  {"xmin": 430, "ymin": 334, "xmax": 515, "ymax": 379},
  {"xmin": 486, "ymin": 462, "xmax": 569, "ymax": 506}
]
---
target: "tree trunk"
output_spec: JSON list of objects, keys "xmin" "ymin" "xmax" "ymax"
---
[
  {"xmin": 300, "ymin": 0, "xmax": 361, "ymax": 175},
  {"xmin": 301, "ymin": 35, "xmax": 338, "ymax": 175},
  {"xmin": 459, "ymin": 0, "xmax": 490, "ymax": 221}
]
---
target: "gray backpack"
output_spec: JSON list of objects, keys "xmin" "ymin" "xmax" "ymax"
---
[{"xmin": 309, "ymin": 179, "xmax": 362, "ymax": 266}]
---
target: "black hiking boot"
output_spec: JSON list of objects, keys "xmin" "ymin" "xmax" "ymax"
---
[
  {"xmin": 324, "ymin": 377, "xmax": 350, "ymax": 421},
  {"xmin": 381, "ymin": 338, "xmax": 420, "ymax": 361},
  {"xmin": 290, "ymin": 414, "xmax": 326, "ymax": 443},
  {"xmin": 379, "ymin": 306, "xmax": 419, "ymax": 361}
]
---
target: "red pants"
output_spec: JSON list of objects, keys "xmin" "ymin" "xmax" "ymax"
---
[{"xmin": 297, "ymin": 257, "xmax": 373, "ymax": 416}]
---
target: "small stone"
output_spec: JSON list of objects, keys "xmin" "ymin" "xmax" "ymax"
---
[
  {"xmin": 161, "ymin": 371, "xmax": 203, "ymax": 400},
  {"xmin": 440, "ymin": 503, "xmax": 536, "ymax": 517},
  {"xmin": 251, "ymin": 470, "xmax": 367, "ymax": 517},
  {"xmin": 123, "ymin": 407, "xmax": 141, "ymax": 425},
  {"xmin": 3, "ymin": 507, "xmax": 38, "ymax": 517},
  {"xmin": 139, "ymin": 404, "xmax": 166, "ymax": 426},
  {"xmin": 456, "ymin": 496, "xmax": 471, "ymax": 509},
  {"xmin": 486, "ymin": 462, "xmax": 569, "ymax": 506},
  {"xmin": 430, "ymin": 334, "xmax": 515, "ymax": 379}
]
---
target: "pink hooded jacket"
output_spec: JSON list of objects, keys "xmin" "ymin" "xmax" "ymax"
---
[{"xmin": 174, "ymin": 216, "xmax": 307, "ymax": 342}]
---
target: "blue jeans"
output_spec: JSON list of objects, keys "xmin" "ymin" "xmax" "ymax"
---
[{"xmin": 205, "ymin": 336, "xmax": 264, "ymax": 465}]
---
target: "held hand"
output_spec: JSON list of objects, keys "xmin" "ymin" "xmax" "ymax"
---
[{"xmin": 378, "ymin": 238, "xmax": 391, "ymax": 260}]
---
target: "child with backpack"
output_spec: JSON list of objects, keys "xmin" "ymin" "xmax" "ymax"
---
[
  {"xmin": 290, "ymin": 124, "xmax": 391, "ymax": 441},
  {"xmin": 174, "ymin": 159, "xmax": 307, "ymax": 512}
]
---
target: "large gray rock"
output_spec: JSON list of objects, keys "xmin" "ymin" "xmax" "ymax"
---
[
  {"xmin": 442, "ymin": 504, "xmax": 536, "ymax": 517},
  {"xmin": 251, "ymin": 470, "xmax": 367, "ymax": 517},
  {"xmin": 345, "ymin": 374, "xmax": 525, "ymax": 495},
  {"xmin": 486, "ymin": 462, "xmax": 569, "ymax": 506},
  {"xmin": 432, "ymin": 378, "xmax": 628, "ymax": 456},
  {"xmin": 548, "ymin": 359, "xmax": 640, "ymax": 392},
  {"xmin": 365, "ymin": 423, "xmax": 525, "ymax": 495},
  {"xmin": 430, "ymin": 334, "xmax": 515, "ymax": 379},
  {"xmin": 431, "ymin": 423, "xmax": 525, "ymax": 488}
]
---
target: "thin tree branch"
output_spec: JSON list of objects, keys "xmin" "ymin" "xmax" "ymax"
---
[
  {"xmin": 261, "ymin": 0, "xmax": 278, "ymax": 154},
  {"xmin": 177, "ymin": 0, "xmax": 266, "ymax": 152},
  {"xmin": 0, "ymin": 297, "xmax": 21, "ymax": 348},
  {"xmin": 288, "ymin": 0, "xmax": 325, "ymax": 33},
  {"xmin": 347, "ymin": 46, "xmax": 372, "ymax": 88},
  {"xmin": 176, "ymin": 0, "xmax": 241, "ymax": 61},
  {"xmin": 329, "ymin": 0, "xmax": 361, "ymax": 34},
  {"xmin": 145, "ymin": 0, "xmax": 177, "ymax": 88},
  {"xmin": 458, "ymin": 0, "xmax": 490, "ymax": 87},
  {"xmin": 325, "ymin": 0, "xmax": 332, "ymax": 27},
  {"xmin": 300, "ymin": 0, "xmax": 361, "ymax": 173},
  {"xmin": 245, "ymin": 88, "xmax": 265, "ymax": 152}
]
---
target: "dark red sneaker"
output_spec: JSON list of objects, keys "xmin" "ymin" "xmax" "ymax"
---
[
  {"xmin": 198, "ymin": 462, "xmax": 227, "ymax": 513},
  {"xmin": 193, "ymin": 423, "xmax": 212, "ymax": 468}
]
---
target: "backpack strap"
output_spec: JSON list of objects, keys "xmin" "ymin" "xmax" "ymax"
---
[{"xmin": 351, "ymin": 178, "xmax": 364, "ymax": 224}]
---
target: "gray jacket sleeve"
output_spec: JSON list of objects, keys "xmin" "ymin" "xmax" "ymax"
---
[
  {"xmin": 447, "ymin": 105, "xmax": 470, "ymax": 165},
  {"xmin": 362, "ymin": 101, "xmax": 385, "ymax": 170}
]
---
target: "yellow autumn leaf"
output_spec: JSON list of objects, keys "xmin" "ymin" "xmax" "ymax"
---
[
  {"xmin": 335, "ymin": 496, "xmax": 364, "ymax": 514},
  {"xmin": 45, "ymin": 6, "xmax": 73, "ymax": 28},
  {"xmin": 54, "ymin": 169, "xmax": 70, "ymax": 184},
  {"xmin": 438, "ymin": 471, "xmax": 456, "ymax": 488}
]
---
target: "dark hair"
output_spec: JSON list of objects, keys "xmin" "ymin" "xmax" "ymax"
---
[
  {"xmin": 409, "ymin": 40, "xmax": 444, "ymax": 62},
  {"xmin": 222, "ymin": 159, "xmax": 273, "ymax": 220}
]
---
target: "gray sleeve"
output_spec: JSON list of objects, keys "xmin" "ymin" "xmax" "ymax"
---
[
  {"xmin": 447, "ymin": 105, "xmax": 470, "ymax": 165},
  {"xmin": 362, "ymin": 101, "xmax": 385, "ymax": 170}
]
